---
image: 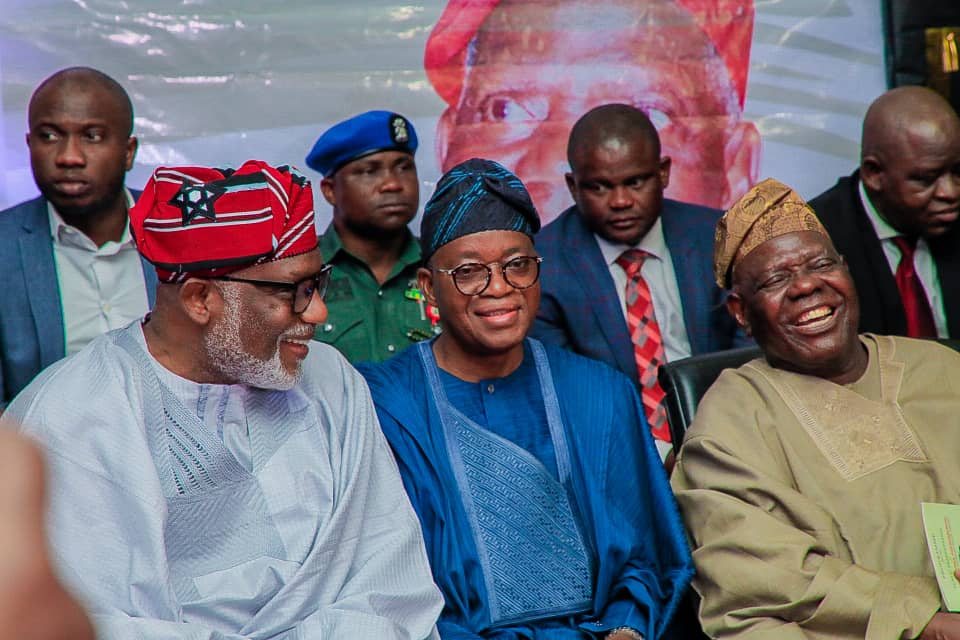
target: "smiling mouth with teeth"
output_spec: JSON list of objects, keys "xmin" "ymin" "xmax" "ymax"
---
[{"xmin": 797, "ymin": 306, "xmax": 834, "ymax": 324}]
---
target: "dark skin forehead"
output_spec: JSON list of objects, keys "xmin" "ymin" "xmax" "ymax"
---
[
  {"xmin": 28, "ymin": 67, "xmax": 133, "ymax": 136},
  {"xmin": 567, "ymin": 104, "xmax": 661, "ymax": 170},
  {"xmin": 861, "ymin": 86, "xmax": 960, "ymax": 163}
]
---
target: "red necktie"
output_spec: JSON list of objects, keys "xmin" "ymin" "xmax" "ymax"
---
[
  {"xmin": 891, "ymin": 236, "xmax": 937, "ymax": 338},
  {"xmin": 616, "ymin": 249, "xmax": 670, "ymax": 442}
]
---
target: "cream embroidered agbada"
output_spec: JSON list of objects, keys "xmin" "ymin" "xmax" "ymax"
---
[{"xmin": 672, "ymin": 334, "xmax": 960, "ymax": 639}]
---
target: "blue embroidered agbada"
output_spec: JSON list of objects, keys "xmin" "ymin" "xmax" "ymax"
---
[{"xmin": 358, "ymin": 338, "xmax": 693, "ymax": 639}]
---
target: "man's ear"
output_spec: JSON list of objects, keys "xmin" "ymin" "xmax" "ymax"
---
[
  {"xmin": 319, "ymin": 176, "xmax": 337, "ymax": 207},
  {"xmin": 658, "ymin": 155, "xmax": 672, "ymax": 191},
  {"xmin": 178, "ymin": 279, "xmax": 220, "ymax": 326},
  {"xmin": 723, "ymin": 121, "xmax": 761, "ymax": 207},
  {"xmin": 725, "ymin": 291, "xmax": 752, "ymax": 336},
  {"xmin": 417, "ymin": 266, "xmax": 437, "ymax": 307},
  {"xmin": 124, "ymin": 136, "xmax": 139, "ymax": 171},
  {"xmin": 435, "ymin": 107, "xmax": 457, "ymax": 169},
  {"xmin": 860, "ymin": 154, "xmax": 884, "ymax": 193},
  {"xmin": 564, "ymin": 172, "xmax": 578, "ymax": 202}
]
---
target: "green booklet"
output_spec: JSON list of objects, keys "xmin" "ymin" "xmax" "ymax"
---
[{"xmin": 921, "ymin": 502, "xmax": 960, "ymax": 612}]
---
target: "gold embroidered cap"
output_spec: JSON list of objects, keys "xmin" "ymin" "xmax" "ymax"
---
[{"xmin": 714, "ymin": 178, "xmax": 828, "ymax": 288}]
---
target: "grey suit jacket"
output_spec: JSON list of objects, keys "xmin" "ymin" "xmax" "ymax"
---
[{"xmin": 0, "ymin": 194, "xmax": 157, "ymax": 406}]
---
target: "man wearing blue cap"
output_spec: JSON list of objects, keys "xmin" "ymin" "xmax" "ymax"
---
[
  {"xmin": 358, "ymin": 159, "xmax": 693, "ymax": 640},
  {"xmin": 305, "ymin": 110, "xmax": 437, "ymax": 362}
]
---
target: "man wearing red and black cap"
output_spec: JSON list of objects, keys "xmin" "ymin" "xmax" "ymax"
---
[
  {"xmin": 306, "ymin": 110, "xmax": 438, "ymax": 363},
  {"xmin": 4, "ymin": 160, "xmax": 443, "ymax": 639}
]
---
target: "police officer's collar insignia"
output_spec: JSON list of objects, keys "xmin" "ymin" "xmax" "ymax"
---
[{"xmin": 390, "ymin": 115, "xmax": 409, "ymax": 144}]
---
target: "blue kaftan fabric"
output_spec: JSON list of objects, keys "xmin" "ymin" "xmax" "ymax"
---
[
  {"xmin": 436, "ymin": 341, "xmax": 556, "ymax": 479},
  {"xmin": 358, "ymin": 338, "xmax": 694, "ymax": 640},
  {"xmin": 422, "ymin": 340, "xmax": 593, "ymax": 626}
]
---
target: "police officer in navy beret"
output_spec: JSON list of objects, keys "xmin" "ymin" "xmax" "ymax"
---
[{"xmin": 306, "ymin": 110, "xmax": 438, "ymax": 363}]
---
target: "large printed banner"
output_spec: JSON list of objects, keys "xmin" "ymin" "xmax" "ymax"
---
[{"xmin": 0, "ymin": 0, "xmax": 885, "ymax": 227}]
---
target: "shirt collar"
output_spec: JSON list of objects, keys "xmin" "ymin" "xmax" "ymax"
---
[
  {"xmin": 857, "ymin": 178, "xmax": 900, "ymax": 241},
  {"xmin": 47, "ymin": 188, "xmax": 137, "ymax": 247},
  {"xmin": 320, "ymin": 222, "xmax": 422, "ymax": 268},
  {"xmin": 593, "ymin": 216, "xmax": 667, "ymax": 267}
]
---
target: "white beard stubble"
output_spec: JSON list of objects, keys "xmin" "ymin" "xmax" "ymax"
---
[{"xmin": 203, "ymin": 284, "xmax": 301, "ymax": 391}]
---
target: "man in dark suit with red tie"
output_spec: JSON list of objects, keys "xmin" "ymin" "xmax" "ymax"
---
[
  {"xmin": 532, "ymin": 104, "xmax": 747, "ymax": 460},
  {"xmin": 809, "ymin": 86, "xmax": 960, "ymax": 339}
]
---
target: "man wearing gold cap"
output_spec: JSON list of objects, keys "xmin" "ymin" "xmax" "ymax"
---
[{"xmin": 672, "ymin": 178, "xmax": 960, "ymax": 638}]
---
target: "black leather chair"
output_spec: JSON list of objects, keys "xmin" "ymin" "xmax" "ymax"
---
[{"xmin": 658, "ymin": 346, "xmax": 761, "ymax": 449}]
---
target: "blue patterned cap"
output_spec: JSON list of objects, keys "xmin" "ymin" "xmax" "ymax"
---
[
  {"xmin": 420, "ymin": 158, "xmax": 541, "ymax": 261},
  {"xmin": 305, "ymin": 110, "xmax": 418, "ymax": 177}
]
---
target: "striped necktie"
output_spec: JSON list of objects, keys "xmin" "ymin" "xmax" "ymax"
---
[
  {"xmin": 891, "ymin": 236, "xmax": 937, "ymax": 338},
  {"xmin": 616, "ymin": 249, "xmax": 670, "ymax": 442}
]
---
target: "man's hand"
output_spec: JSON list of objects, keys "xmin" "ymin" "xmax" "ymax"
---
[
  {"xmin": 0, "ymin": 431, "xmax": 95, "ymax": 640},
  {"xmin": 919, "ymin": 612, "xmax": 960, "ymax": 640}
]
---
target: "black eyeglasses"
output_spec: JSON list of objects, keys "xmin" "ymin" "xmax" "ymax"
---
[
  {"xmin": 209, "ymin": 263, "xmax": 333, "ymax": 314},
  {"xmin": 434, "ymin": 255, "xmax": 543, "ymax": 296}
]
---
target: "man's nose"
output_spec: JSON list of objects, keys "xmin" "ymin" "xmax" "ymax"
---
[
  {"xmin": 301, "ymin": 293, "xmax": 328, "ymax": 324},
  {"xmin": 56, "ymin": 136, "xmax": 85, "ymax": 167},
  {"xmin": 935, "ymin": 173, "xmax": 960, "ymax": 201},
  {"xmin": 483, "ymin": 264, "xmax": 513, "ymax": 297},
  {"xmin": 609, "ymin": 185, "xmax": 634, "ymax": 210},
  {"xmin": 379, "ymin": 170, "xmax": 405, "ymax": 193},
  {"xmin": 514, "ymin": 120, "xmax": 570, "ymax": 192},
  {"xmin": 786, "ymin": 269, "xmax": 822, "ymax": 297}
]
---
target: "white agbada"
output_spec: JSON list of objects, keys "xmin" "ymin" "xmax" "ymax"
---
[{"xmin": 5, "ymin": 321, "xmax": 443, "ymax": 639}]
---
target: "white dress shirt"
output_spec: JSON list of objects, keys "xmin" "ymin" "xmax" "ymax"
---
[
  {"xmin": 48, "ymin": 190, "xmax": 150, "ymax": 355},
  {"xmin": 594, "ymin": 218, "xmax": 693, "ymax": 363},
  {"xmin": 857, "ymin": 180, "xmax": 948, "ymax": 338}
]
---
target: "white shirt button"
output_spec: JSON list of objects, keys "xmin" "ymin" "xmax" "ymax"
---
[
  {"xmin": 487, "ymin": 384, "xmax": 495, "ymax": 394},
  {"xmin": 387, "ymin": 344, "xmax": 396, "ymax": 352},
  {"xmin": 377, "ymin": 289, "xmax": 384, "ymax": 298}
]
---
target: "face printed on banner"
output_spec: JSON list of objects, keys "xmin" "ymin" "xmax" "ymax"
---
[{"xmin": 435, "ymin": 0, "xmax": 760, "ymax": 221}]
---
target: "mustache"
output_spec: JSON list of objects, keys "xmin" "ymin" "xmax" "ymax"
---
[{"xmin": 280, "ymin": 324, "xmax": 315, "ymax": 341}]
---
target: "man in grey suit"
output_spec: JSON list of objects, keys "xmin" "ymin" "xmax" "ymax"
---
[{"xmin": 0, "ymin": 67, "xmax": 156, "ymax": 407}]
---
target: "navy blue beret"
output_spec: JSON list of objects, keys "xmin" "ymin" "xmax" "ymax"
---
[
  {"xmin": 305, "ymin": 110, "xmax": 418, "ymax": 177},
  {"xmin": 420, "ymin": 158, "xmax": 540, "ymax": 261}
]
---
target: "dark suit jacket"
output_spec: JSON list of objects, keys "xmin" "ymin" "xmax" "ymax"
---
[
  {"xmin": 809, "ymin": 171, "xmax": 960, "ymax": 337},
  {"xmin": 532, "ymin": 199, "xmax": 746, "ymax": 387},
  {"xmin": 0, "ymin": 194, "xmax": 157, "ymax": 406}
]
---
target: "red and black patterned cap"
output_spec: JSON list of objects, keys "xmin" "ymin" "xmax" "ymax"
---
[{"xmin": 130, "ymin": 160, "xmax": 318, "ymax": 282}]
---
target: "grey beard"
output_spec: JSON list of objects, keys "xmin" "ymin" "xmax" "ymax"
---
[{"xmin": 203, "ymin": 285, "xmax": 301, "ymax": 391}]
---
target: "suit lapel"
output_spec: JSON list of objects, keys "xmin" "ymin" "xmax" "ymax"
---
[
  {"xmin": 931, "ymin": 228, "xmax": 960, "ymax": 337},
  {"xmin": 660, "ymin": 201, "xmax": 710, "ymax": 354},
  {"xmin": 20, "ymin": 202, "xmax": 65, "ymax": 366},
  {"xmin": 849, "ymin": 181, "xmax": 909, "ymax": 334},
  {"xmin": 563, "ymin": 211, "xmax": 637, "ymax": 381}
]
